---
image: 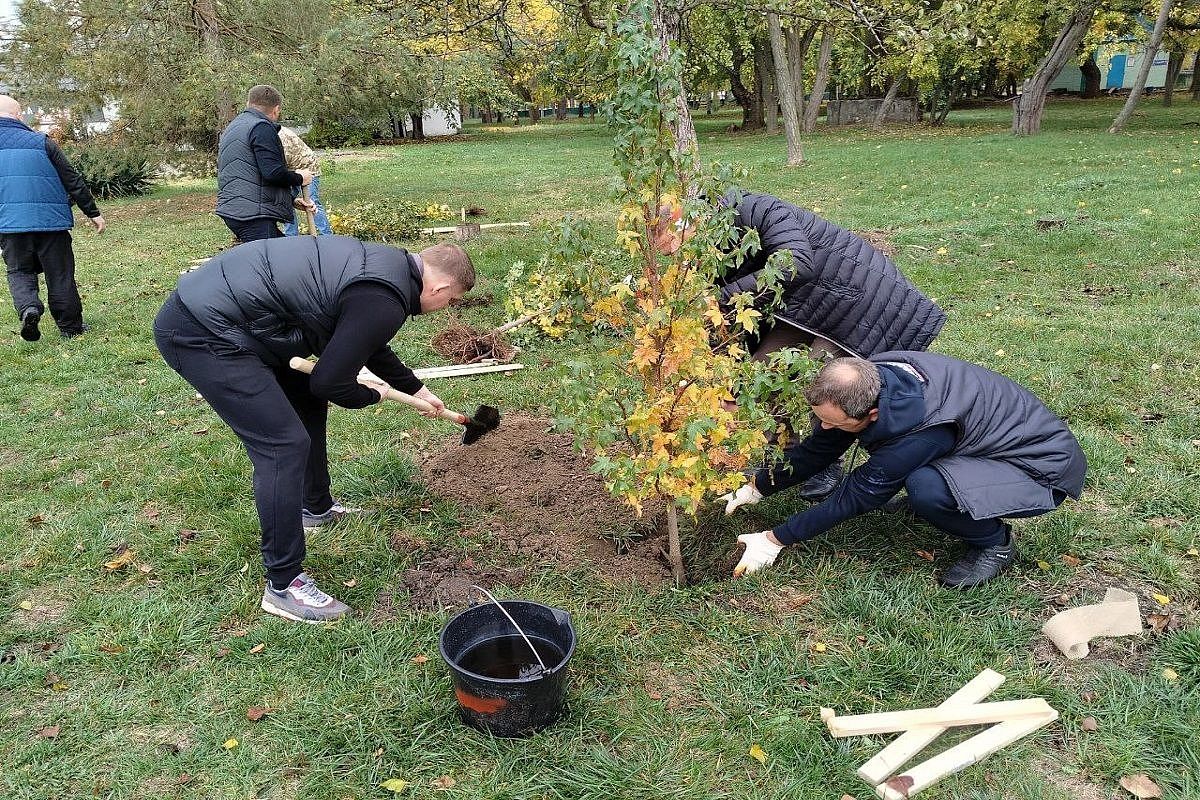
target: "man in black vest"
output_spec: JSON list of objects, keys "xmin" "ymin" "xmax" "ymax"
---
[
  {"xmin": 723, "ymin": 354, "xmax": 1087, "ymax": 588},
  {"xmin": 215, "ymin": 85, "xmax": 315, "ymax": 242},
  {"xmin": 153, "ymin": 236, "xmax": 474, "ymax": 622},
  {"xmin": 656, "ymin": 190, "xmax": 946, "ymax": 501}
]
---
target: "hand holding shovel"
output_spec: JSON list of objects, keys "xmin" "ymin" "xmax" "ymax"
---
[{"xmin": 289, "ymin": 357, "xmax": 500, "ymax": 445}]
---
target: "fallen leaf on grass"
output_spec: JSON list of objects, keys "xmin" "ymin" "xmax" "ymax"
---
[
  {"xmin": 342, "ymin": 578, "xmax": 358, "ymax": 588},
  {"xmin": 915, "ymin": 549, "xmax": 935, "ymax": 562},
  {"xmin": 99, "ymin": 644, "xmax": 124, "ymax": 654},
  {"xmin": 178, "ymin": 529, "xmax": 199, "ymax": 544},
  {"xmin": 841, "ymin": 796, "xmax": 856, "ymax": 800},
  {"xmin": 1081, "ymin": 716, "xmax": 1098, "ymax": 731},
  {"xmin": 1187, "ymin": 548, "xmax": 1199, "ymax": 557},
  {"xmin": 100, "ymin": 479, "xmax": 111, "ymax": 489},
  {"xmin": 215, "ymin": 647, "xmax": 231, "ymax": 658},
  {"xmin": 246, "ymin": 707, "xmax": 269, "ymax": 721},
  {"xmin": 1151, "ymin": 593, "xmax": 1170, "ymax": 605},
  {"xmin": 1146, "ymin": 614, "xmax": 1171, "ymax": 633},
  {"xmin": 1162, "ymin": 668, "xmax": 1179, "ymax": 682},
  {"xmin": 223, "ymin": 738, "xmax": 238, "ymax": 750},
  {"xmin": 248, "ymin": 643, "xmax": 265, "ymax": 655},
  {"xmin": 103, "ymin": 549, "xmax": 137, "ymax": 572},
  {"xmin": 37, "ymin": 725, "xmax": 60, "ymax": 739},
  {"xmin": 885, "ymin": 775, "xmax": 915, "ymax": 797},
  {"xmin": 410, "ymin": 654, "xmax": 429, "ymax": 664},
  {"xmin": 1081, "ymin": 690, "xmax": 1098, "ymax": 703},
  {"xmin": 177, "ymin": 774, "xmax": 192, "ymax": 785},
  {"xmin": 1037, "ymin": 560, "xmax": 1051, "ymax": 571},
  {"xmin": 432, "ymin": 776, "xmax": 456, "ymax": 790},
  {"xmin": 1119, "ymin": 773, "xmax": 1162, "ymax": 798},
  {"xmin": 44, "ymin": 673, "xmax": 67, "ymax": 691},
  {"xmin": 748, "ymin": 744, "xmax": 767, "ymax": 764},
  {"xmin": 812, "ymin": 642, "xmax": 827, "ymax": 653},
  {"xmin": 27, "ymin": 514, "xmax": 45, "ymax": 527},
  {"xmin": 18, "ymin": 600, "xmax": 33, "ymax": 611},
  {"xmin": 1060, "ymin": 554, "xmax": 1081, "ymax": 567},
  {"xmin": 380, "ymin": 778, "xmax": 409, "ymax": 793}
]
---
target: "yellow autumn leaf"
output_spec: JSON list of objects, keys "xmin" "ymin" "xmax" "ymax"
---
[
  {"xmin": 1188, "ymin": 548, "xmax": 1199, "ymax": 557},
  {"xmin": 103, "ymin": 549, "xmax": 137, "ymax": 571},
  {"xmin": 380, "ymin": 778, "xmax": 410, "ymax": 793},
  {"xmin": 223, "ymin": 738, "xmax": 238, "ymax": 749},
  {"xmin": 1152, "ymin": 593, "xmax": 1170, "ymax": 605},
  {"xmin": 1162, "ymin": 667, "xmax": 1179, "ymax": 682},
  {"xmin": 935, "ymin": 246, "xmax": 948, "ymax": 256},
  {"xmin": 748, "ymin": 744, "xmax": 767, "ymax": 764},
  {"xmin": 813, "ymin": 642, "xmax": 827, "ymax": 653},
  {"xmin": 1037, "ymin": 560, "xmax": 1051, "ymax": 570},
  {"xmin": 734, "ymin": 306, "xmax": 761, "ymax": 332},
  {"xmin": 19, "ymin": 600, "xmax": 33, "ymax": 610}
]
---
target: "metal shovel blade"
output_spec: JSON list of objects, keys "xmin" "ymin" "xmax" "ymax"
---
[{"xmin": 461, "ymin": 405, "xmax": 501, "ymax": 445}]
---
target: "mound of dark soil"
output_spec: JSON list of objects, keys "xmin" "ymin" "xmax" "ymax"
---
[{"xmin": 420, "ymin": 416, "xmax": 669, "ymax": 586}]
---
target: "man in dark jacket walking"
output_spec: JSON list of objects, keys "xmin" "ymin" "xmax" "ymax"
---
[
  {"xmin": 0, "ymin": 95, "xmax": 105, "ymax": 340},
  {"xmin": 723, "ymin": 354, "xmax": 1087, "ymax": 588},
  {"xmin": 215, "ymin": 85, "xmax": 315, "ymax": 242},
  {"xmin": 154, "ymin": 236, "xmax": 474, "ymax": 622},
  {"xmin": 657, "ymin": 190, "xmax": 946, "ymax": 499}
]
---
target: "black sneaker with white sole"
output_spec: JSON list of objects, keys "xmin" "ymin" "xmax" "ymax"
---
[
  {"xmin": 938, "ymin": 527, "xmax": 1016, "ymax": 589},
  {"xmin": 261, "ymin": 572, "xmax": 350, "ymax": 623}
]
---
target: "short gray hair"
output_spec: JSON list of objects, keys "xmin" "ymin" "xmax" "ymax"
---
[
  {"xmin": 247, "ymin": 85, "xmax": 283, "ymax": 109},
  {"xmin": 803, "ymin": 358, "xmax": 882, "ymax": 419}
]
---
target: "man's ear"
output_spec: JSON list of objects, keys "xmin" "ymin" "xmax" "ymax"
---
[{"xmin": 866, "ymin": 408, "xmax": 880, "ymax": 424}]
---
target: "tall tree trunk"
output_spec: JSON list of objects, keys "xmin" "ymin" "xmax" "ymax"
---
[
  {"xmin": 786, "ymin": 25, "xmax": 816, "ymax": 119},
  {"xmin": 1080, "ymin": 53, "xmax": 1102, "ymax": 98},
  {"xmin": 757, "ymin": 33, "xmax": 778, "ymax": 134},
  {"xmin": 653, "ymin": 0, "xmax": 698, "ymax": 154},
  {"xmin": 751, "ymin": 35, "xmax": 769, "ymax": 131},
  {"xmin": 529, "ymin": 104, "xmax": 541, "ymax": 123},
  {"xmin": 1012, "ymin": 0, "xmax": 1100, "ymax": 135},
  {"xmin": 872, "ymin": 74, "xmax": 903, "ymax": 127},
  {"xmin": 1193, "ymin": 52, "xmax": 1200, "ymax": 100},
  {"xmin": 1163, "ymin": 48, "xmax": 1183, "ymax": 106},
  {"xmin": 768, "ymin": 12, "xmax": 803, "ymax": 165},
  {"xmin": 666, "ymin": 504, "xmax": 684, "ymax": 586},
  {"xmin": 802, "ymin": 24, "xmax": 833, "ymax": 133},
  {"xmin": 1109, "ymin": 0, "xmax": 1173, "ymax": 133},
  {"xmin": 556, "ymin": 96, "xmax": 568, "ymax": 120},
  {"xmin": 410, "ymin": 112, "xmax": 424, "ymax": 140}
]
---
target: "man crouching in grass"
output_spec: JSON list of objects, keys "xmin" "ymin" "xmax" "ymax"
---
[{"xmin": 154, "ymin": 236, "xmax": 473, "ymax": 622}]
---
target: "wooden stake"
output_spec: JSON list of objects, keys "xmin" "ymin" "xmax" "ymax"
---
[
  {"xmin": 874, "ymin": 712, "xmax": 1058, "ymax": 800},
  {"xmin": 822, "ymin": 699, "xmax": 1053, "ymax": 738},
  {"xmin": 857, "ymin": 669, "xmax": 1005, "ymax": 785}
]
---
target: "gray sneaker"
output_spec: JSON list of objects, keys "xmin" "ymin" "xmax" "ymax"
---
[
  {"xmin": 261, "ymin": 573, "xmax": 350, "ymax": 623},
  {"xmin": 301, "ymin": 500, "xmax": 362, "ymax": 531}
]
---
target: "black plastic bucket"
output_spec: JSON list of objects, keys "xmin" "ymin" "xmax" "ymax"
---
[{"xmin": 439, "ymin": 600, "xmax": 575, "ymax": 737}]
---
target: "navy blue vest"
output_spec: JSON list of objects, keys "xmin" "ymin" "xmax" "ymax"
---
[
  {"xmin": 176, "ymin": 235, "xmax": 421, "ymax": 366},
  {"xmin": 0, "ymin": 117, "xmax": 74, "ymax": 233}
]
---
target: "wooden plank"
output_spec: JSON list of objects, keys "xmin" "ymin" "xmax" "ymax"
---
[
  {"xmin": 821, "ymin": 698, "xmax": 1053, "ymax": 738},
  {"xmin": 874, "ymin": 711, "xmax": 1058, "ymax": 800},
  {"xmin": 857, "ymin": 669, "xmax": 1006, "ymax": 785},
  {"xmin": 421, "ymin": 221, "xmax": 531, "ymax": 234},
  {"xmin": 413, "ymin": 363, "xmax": 524, "ymax": 379}
]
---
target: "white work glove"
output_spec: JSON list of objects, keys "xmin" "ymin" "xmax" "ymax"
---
[
  {"xmin": 718, "ymin": 482, "xmax": 763, "ymax": 516},
  {"xmin": 733, "ymin": 531, "xmax": 784, "ymax": 577}
]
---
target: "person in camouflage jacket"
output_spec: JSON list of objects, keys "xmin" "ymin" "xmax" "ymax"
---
[{"xmin": 279, "ymin": 126, "xmax": 332, "ymax": 236}]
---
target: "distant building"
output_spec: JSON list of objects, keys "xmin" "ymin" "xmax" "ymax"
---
[{"xmin": 1051, "ymin": 43, "xmax": 1195, "ymax": 93}]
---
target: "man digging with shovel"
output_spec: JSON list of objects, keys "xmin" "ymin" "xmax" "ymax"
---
[{"xmin": 154, "ymin": 236, "xmax": 475, "ymax": 622}]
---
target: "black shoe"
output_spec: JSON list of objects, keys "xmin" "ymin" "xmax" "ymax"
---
[
  {"xmin": 19, "ymin": 308, "xmax": 41, "ymax": 341},
  {"xmin": 938, "ymin": 528, "xmax": 1016, "ymax": 589},
  {"xmin": 882, "ymin": 493, "xmax": 911, "ymax": 514},
  {"xmin": 798, "ymin": 461, "xmax": 843, "ymax": 501},
  {"xmin": 61, "ymin": 323, "xmax": 90, "ymax": 339}
]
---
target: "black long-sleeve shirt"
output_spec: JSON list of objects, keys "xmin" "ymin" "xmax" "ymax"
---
[
  {"xmin": 248, "ymin": 122, "xmax": 303, "ymax": 188},
  {"xmin": 306, "ymin": 282, "xmax": 424, "ymax": 408},
  {"xmin": 758, "ymin": 423, "xmax": 958, "ymax": 545},
  {"xmin": 44, "ymin": 139, "xmax": 100, "ymax": 219}
]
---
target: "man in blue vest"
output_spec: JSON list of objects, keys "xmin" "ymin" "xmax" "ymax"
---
[
  {"xmin": 723, "ymin": 354, "xmax": 1087, "ymax": 588},
  {"xmin": 154, "ymin": 236, "xmax": 474, "ymax": 622},
  {"xmin": 215, "ymin": 85, "xmax": 315, "ymax": 243},
  {"xmin": 0, "ymin": 95, "xmax": 105, "ymax": 341}
]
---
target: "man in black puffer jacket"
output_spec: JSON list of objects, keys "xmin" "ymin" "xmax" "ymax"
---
[
  {"xmin": 655, "ymin": 190, "xmax": 946, "ymax": 499},
  {"xmin": 154, "ymin": 236, "xmax": 474, "ymax": 622}
]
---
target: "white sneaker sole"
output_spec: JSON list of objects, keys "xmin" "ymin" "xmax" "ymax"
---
[{"xmin": 260, "ymin": 599, "xmax": 346, "ymax": 624}]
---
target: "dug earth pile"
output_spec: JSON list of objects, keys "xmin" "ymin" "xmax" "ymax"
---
[{"xmin": 417, "ymin": 416, "xmax": 669, "ymax": 597}]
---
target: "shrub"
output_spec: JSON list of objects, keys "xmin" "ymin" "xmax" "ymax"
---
[
  {"xmin": 304, "ymin": 119, "xmax": 379, "ymax": 149},
  {"xmin": 62, "ymin": 139, "xmax": 155, "ymax": 199},
  {"xmin": 328, "ymin": 201, "xmax": 455, "ymax": 242}
]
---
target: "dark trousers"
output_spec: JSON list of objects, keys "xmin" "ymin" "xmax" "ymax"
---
[
  {"xmin": 219, "ymin": 216, "xmax": 285, "ymax": 243},
  {"xmin": 1, "ymin": 230, "xmax": 85, "ymax": 333},
  {"xmin": 905, "ymin": 466, "xmax": 1063, "ymax": 548},
  {"xmin": 153, "ymin": 293, "xmax": 333, "ymax": 586}
]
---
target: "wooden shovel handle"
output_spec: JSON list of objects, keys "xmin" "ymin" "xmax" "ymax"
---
[
  {"xmin": 288, "ymin": 357, "xmax": 467, "ymax": 425},
  {"xmin": 303, "ymin": 184, "xmax": 317, "ymax": 237}
]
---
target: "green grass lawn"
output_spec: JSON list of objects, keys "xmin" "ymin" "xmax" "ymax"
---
[{"xmin": 2, "ymin": 98, "xmax": 1198, "ymax": 799}]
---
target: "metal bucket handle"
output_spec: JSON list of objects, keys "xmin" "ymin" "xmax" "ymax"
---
[{"xmin": 470, "ymin": 585, "xmax": 551, "ymax": 675}]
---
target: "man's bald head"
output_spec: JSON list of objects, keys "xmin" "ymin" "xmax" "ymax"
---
[
  {"xmin": 0, "ymin": 95, "xmax": 22, "ymax": 120},
  {"xmin": 803, "ymin": 357, "xmax": 882, "ymax": 419}
]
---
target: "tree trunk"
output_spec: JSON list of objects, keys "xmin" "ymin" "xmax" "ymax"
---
[
  {"xmin": 1163, "ymin": 48, "xmax": 1183, "ymax": 106},
  {"xmin": 802, "ymin": 24, "xmax": 833, "ymax": 133},
  {"xmin": 1012, "ymin": 0, "xmax": 1100, "ymax": 136},
  {"xmin": 1109, "ymin": 0, "xmax": 1173, "ymax": 133},
  {"xmin": 768, "ymin": 12, "xmax": 804, "ymax": 165},
  {"xmin": 666, "ymin": 504, "xmax": 685, "ymax": 586},
  {"xmin": 751, "ymin": 35, "xmax": 769, "ymax": 131},
  {"xmin": 786, "ymin": 25, "xmax": 816, "ymax": 119},
  {"xmin": 653, "ymin": 0, "xmax": 698, "ymax": 154},
  {"xmin": 1080, "ymin": 53, "xmax": 1101, "ymax": 98},
  {"xmin": 409, "ymin": 112, "xmax": 424, "ymax": 140},
  {"xmin": 1192, "ymin": 52, "xmax": 1200, "ymax": 100},
  {"xmin": 756, "ymin": 33, "xmax": 778, "ymax": 134},
  {"xmin": 556, "ymin": 96, "xmax": 568, "ymax": 120},
  {"xmin": 872, "ymin": 74, "xmax": 903, "ymax": 127},
  {"xmin": 529, "ymin": 104, "xmax": 541, "ymax": 123}
]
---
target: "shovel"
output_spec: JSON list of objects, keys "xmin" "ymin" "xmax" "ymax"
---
[
  {"xmin": 303, "ymin": 184, "xmax": 317, "ymax": 237},
  {"xmin": 289, "ymin": 357, "xmax": 500, "ymax": 445}
]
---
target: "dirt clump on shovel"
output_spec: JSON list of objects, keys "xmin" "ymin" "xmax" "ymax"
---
[
  {"xmin": 431, "ymin": 322, "xmax": 516, "ymax": 364},
  {"xmin": 420, "ymin": 416, "xmax": 670, "ymax": 586}
]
